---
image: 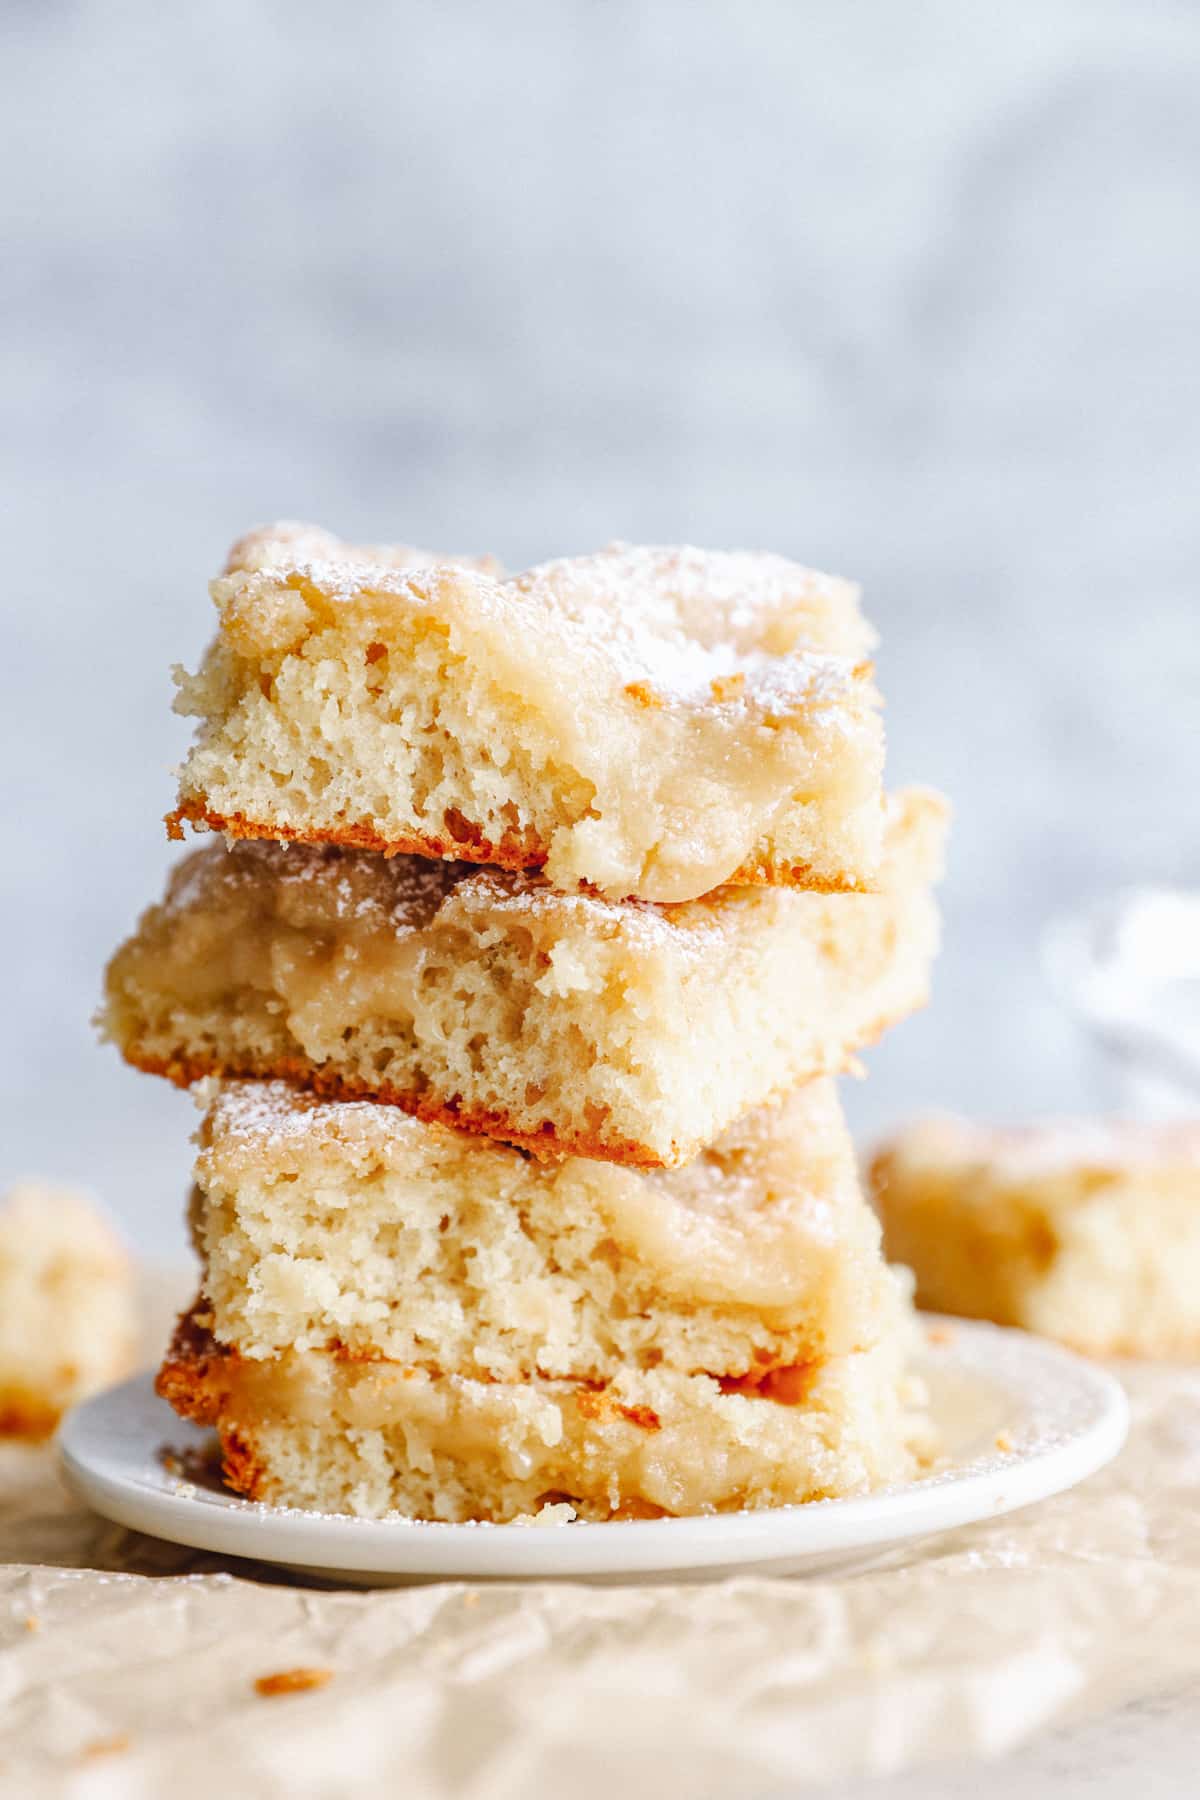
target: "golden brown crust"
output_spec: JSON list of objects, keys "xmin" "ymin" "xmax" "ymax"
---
[
  {"xmin": 220, "ymin": 1427, "xmax": 270, "ymax": 1502},
  {"xmin": 164, "ymin": 800, "xmax": 868, "ymax": 895},
  {"xmin": 155, "ymin": 1306, "xmax": 229, "ymax": 1423},
  {"xmin": 122, "ymin": 1046, "xmax": 675, "ymax": 1167},
  {"xmin": 161, "ymin": 1305, "xmax": 852, "ymax": 1418},
  {"xmin": 165, "ymin": 799, "xmax": 550, "ymax": 871},
  {"xmin": 575, "ymin": 1386, "xmax": 661, "ymax": 1431},
  {"xmin": 726, "ymin": 856, "xmax": 866, "ymax": 893},
  {"xmin": 156, "ymin": 1308, "xmax": 270, "ymax": 1499},
  {"xmin": 717, "ymin": 1362, "xmax": 819, "ymax": 1404},
  {"xmin": 731, "ymin": 789, "xmax": 946, "ymax": 892}
]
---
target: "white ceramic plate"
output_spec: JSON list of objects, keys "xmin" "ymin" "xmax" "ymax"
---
[{"xmin": 59, "ymin": 1319, "xmax": 1128, "ymax": 1583}]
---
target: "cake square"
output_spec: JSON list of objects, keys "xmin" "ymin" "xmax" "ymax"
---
[
  {"xmin": 103, "ymin": 788, "xmax": 945, "ymax": 1168},
  {"xmin": 169, "ymin": 525, "xmax": 885, "ymax": 903},
  {"xmin": 872, "ymin": 1116, "xmax": 1200, "ymax": 1357},
  {"xmin": 189, "ymin": 1077, "xmax": 892, "ymax": 1380},
  {"xmin": 159, "ymin": 1079, "xmax": 930, "ymax": 1520},
  {"xmin": 157, "ymin": 1302, "xmax": 929, "ymax": 1522}
]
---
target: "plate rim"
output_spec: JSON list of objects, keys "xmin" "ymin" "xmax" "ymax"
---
[{"xmin": 58, "ymin": 1317, "xmax": 1129, "ymax": 1578}]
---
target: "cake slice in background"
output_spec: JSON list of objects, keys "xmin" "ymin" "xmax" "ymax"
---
[
  {"xmin": 872, "ymin": 1116, "xmax": 1200, "ymax": 1357},
  {"xmin": 0, "ymin": 1182, "xmax": 137, "ymax": 1436}
]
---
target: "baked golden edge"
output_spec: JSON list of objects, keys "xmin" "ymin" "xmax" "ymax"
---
[
  {"xmin": 121, "ymin": 992, "xmax": 915, "ymax": 1169},
  {"xmin": 164, "ymin": 800, "xmax": 868, "ymax": 895}
]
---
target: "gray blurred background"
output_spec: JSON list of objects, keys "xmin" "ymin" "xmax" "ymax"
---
[{"xmin": 3, "ymin": 2, "xmax": 1198, "ymax": 1252}]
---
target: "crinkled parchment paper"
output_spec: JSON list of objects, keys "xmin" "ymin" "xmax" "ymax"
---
[{"xmin": 2, "ymin": 1281, "xmax": 1200, "ymax": 1799}]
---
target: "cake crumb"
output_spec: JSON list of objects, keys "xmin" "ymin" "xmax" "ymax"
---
[
  {"xmin": 994, "ymin": 1431, "xmax": 1014, "ymax": 1454},
  {"xmin": 254, "ymin": 1667, "xmax": 333, "ymax": 1698},
  {"xmin": 81, "ymin": 1734, "xmax": 130, "ymax": 1759},
  {"xmin": 23, "ymin": 1614, "xmax": 40, "ymax": 1633}
]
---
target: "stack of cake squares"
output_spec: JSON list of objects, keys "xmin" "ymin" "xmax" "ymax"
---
[{"xmin": 101, "ymin": 524, "xmax": 947, "ymax": 1522}]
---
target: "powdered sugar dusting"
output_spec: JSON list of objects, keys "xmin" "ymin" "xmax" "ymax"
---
[
  {"xmin": 216, "ymin": 527, "xmax": 876, "ymax": 716},
  {"xmin": 224, "ymin": 521, "xmax": 498, "ymax": 579},
  {"xmin": 209, "ymin": 1079, "xmax": 428, "ymax": 1155},
  {"xmin": 512, "ymin": 542, "xmax": 867, "ymax": 646},
  {"xmin": 504, "ymin": 541, "xmax": 873, "ymax": 708}
]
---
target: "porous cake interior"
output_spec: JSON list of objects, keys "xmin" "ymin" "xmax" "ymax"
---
[
  {"xmin": 190, "ymin": 1079, "xmax": 891, "ymax": 1380},
  {"xmin": 172, "ymin": 538, "xmax": 885, "ymax": 901},
  {"xmin": 103, "ymin": 790, "xmax": 945, "ymax": 1166}
]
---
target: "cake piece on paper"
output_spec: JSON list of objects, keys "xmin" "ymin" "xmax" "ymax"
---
[
  {"xmin": 168, "ymin": 526, "xmax": 885, "ymax": 902},
  {"xmin": 158, "ymin": 1079, "xmax": 933, "ymax": 1521},
  {"xmin": 0, "ymin": 1182, "xmax": 137, "ymax": 1436},
  {"xmin": 104, "ymin": 788, "xmax": 946, "ymax": 1167},
  {"xmin": 872, "ymin": 1116, "xmax": 1200, "ymax": 1357}
]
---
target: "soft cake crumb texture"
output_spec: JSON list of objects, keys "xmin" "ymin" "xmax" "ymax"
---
[
  {"xmin": 190, "ymin": 1077, "xmax": 891, "ymax": 1379},
  {"xmin": 0, "ymin": 1182, "xmax": 137, "ymax": 1435},
  {"xmin": 157, "ymin": 1273, "xmax": 933, "ymax": 1522},
  {"xmin": 171, "ymin": 524, "xmax": 886, "ymax": 902},
  {"xmin": 872, "ymin": 1115, "xmax": 1200, "ymax": 1357},
  {"xmin": 103, "ymin": 787, "xmax": 946, "ymax": 1166}
]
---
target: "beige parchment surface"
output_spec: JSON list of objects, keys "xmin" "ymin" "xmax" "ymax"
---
[{"xmin": 2, "ymin": 1319, "xmax": 1199, "ymax": 1799}]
